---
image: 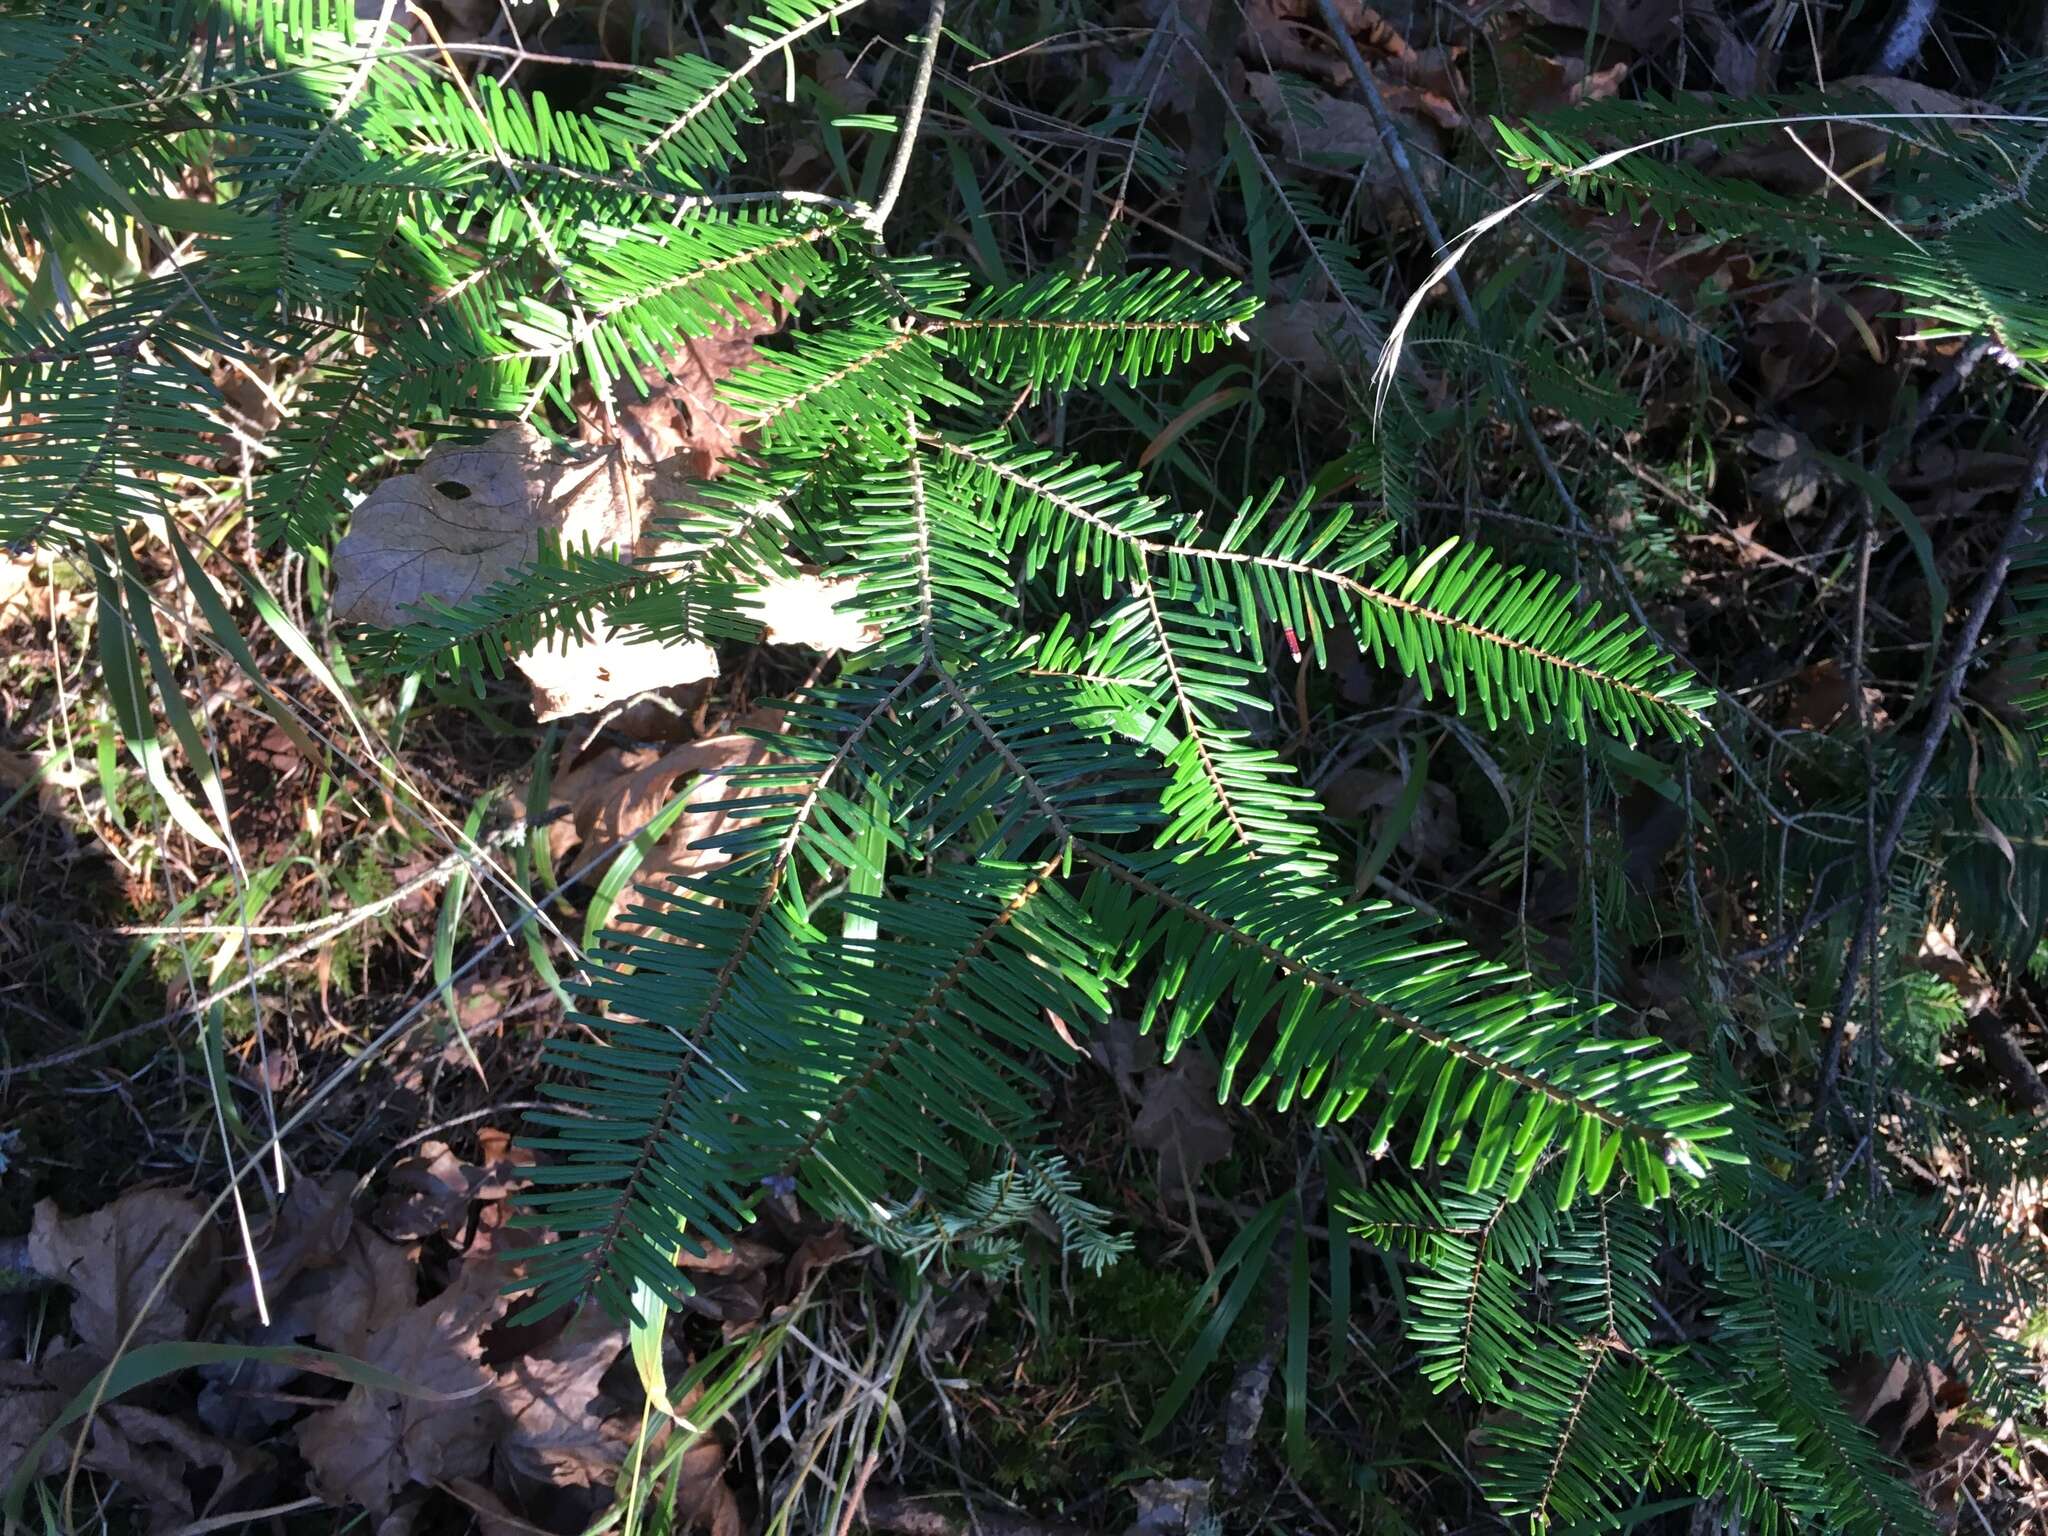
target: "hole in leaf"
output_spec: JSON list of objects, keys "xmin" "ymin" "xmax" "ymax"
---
[{"xmin": 434, "ymin": 479, "xmax": 472, "ymax": 500}]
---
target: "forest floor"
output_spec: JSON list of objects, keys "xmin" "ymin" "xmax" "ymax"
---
[{"xmin": 8, "ymin": 0, "xmax": 2048, "ymax": 1532}]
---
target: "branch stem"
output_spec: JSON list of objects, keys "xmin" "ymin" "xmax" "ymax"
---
[
  {"xmin": 868, "ymin": 0, "xmax": 947, "ymax": 233},
  {"xmin": 1811, "ymin": 430, "xmax": 2048, "ymax": 1129}
]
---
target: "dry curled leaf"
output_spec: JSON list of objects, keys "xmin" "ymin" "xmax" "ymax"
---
[
  {"xmin": 374, "ymin": 1135, "xmax": 534, "ymax": 1244},
  {"xmin": 542, "ymin": 717, "xmax": 779, "ymax": 873}
]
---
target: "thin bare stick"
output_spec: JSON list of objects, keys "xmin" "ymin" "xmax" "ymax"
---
[
  {"xmin": 867, "ymin": 0, "xmax": 947, "ymax": 233},
  {"xmin": 1811, "ymin": 429, "xmax": 2048, "ymax": 1130}
]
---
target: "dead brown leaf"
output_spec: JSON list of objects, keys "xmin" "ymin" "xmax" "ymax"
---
[
  {"xmin": 493, "ymin": 1309, "xmax": 633, "ymax": 1495},
  {"xmin": 1322, "ymin": 769, "xmax": 1459, "ymax": 868},
  {"xmin": 670, "ymin": 1438, "xmax": 746, "ymax": 1536},
  {"xmin": 333, "ymin": 381, "xmax": 866, "ymax": 721},
  {"xmin": 542, "ymin": 716, "xmax": 779, "ymax": 877},
  {"xmin": 329, "ymin": 425, "xmax": 718, "ymax": 723},
  {"xmin": 1132, "ymin": 1051, "xmax": 1235, "ymax": 1190},
  {"xmin": 296, "ymin": 1255, "xmax": 511, "ymax": 1518},
  {"xmin": 1491, "ymin": 41, "xmax": 1628, "ymax": 119},
  {"xmin": 200, "ymin": 1174, "xmax": 418, "ymax": 1437},
  {"xmin": 332, "ymin": 426, "xmax": 633, "ymax": 630},
  {"xmin": 1748, "ymin": 428, "xmax": 1830, "ymax": 519},
  {"xmin": 1253, "ymin": 300, "xmax": 1383, "ymax": 386},
  {"xmin": 745, "ymin": 569, "xmax": 879, "ymax": 652},
  {"xmin": 375, "ymin": 1135, "xmax": 534, "ymax": 1245},
  {"xmin": 783, "ymin": 1229, "xmax": 856, "ymax": 1295},
  {"xmin": 1917, "ymin": 920, "xmax": 1999, "ymax": 1015},
  {"xmin": 594, "ymin": 326, "xmax": 769, "ymax": 481},
  {"xmin": 2, "ymin": 1354, "xmax": 265, "ymax": 1532},
  {"xmin": 1514, "ymin": 0, "xmax": 1683, "ymax": 53},
  {"xmin": 1130, "ymin": 1476, "xmax": 1214, "ymax": 1535},
  {"xmin": 1787, "ymin": 659, "xmax": 1887, "ymax": 733},
  {"xmin": 1749, "ymin": 280, "xmax": 1896, "ymax": 404},
  {"xmin": 0, "ymin": 748, "xmax": 90, "ymax": 821},
  {"xmin": 1248, "ymin": 72, "xmax": 1449, "ymax": 208},
  {"xmin": 1837, "ymin": 1353, "xmax": 1965, "ymax": 1459},
  {"xmin": 0, "ymin": 550, "xmax": 37, "ymax": 625},
  {"xmin": 27, "ymin": 1188, "xmax": 219, "ymax": 1360},
  {"xmin": 1711, "ymin": 77, "xmax": 1995, "ymax": 198},
  {"xmin": 519, "ymin": 627, "xmax": 722, "ymax": 724},
  {"xmin": 1089, "ymin": 1015, "xmax": 1162, "ymax": 1102}
]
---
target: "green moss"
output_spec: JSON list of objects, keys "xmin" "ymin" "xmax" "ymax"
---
[
  {"xmin": 955, "ymin": 1256, "xmax": 1235, "ymax": 1500},
  {"xmin": 320, "ymin": 844, "xmax": 402, "ymax": 996}
]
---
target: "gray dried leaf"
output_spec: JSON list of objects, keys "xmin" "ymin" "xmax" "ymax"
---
[
  {"xmin": 1131, "ymin": 1052, "xmax": 1235, "ymax": 1189},
  {"xmin": 331, "ymin": 425, "xmax": 633, "ymax": 629}
]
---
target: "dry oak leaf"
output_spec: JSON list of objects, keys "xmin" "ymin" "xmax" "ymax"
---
[
  {"xmin": 522, "ymin": 563, "xmax": 870, "ymax": 721},
  {"xmin": 296, "ymin": 1256, "xmax": 511, "ymax": 1518},
  {"xmin": 27, "ymin": 1188, "xmax": 220, "ymax": 1360}
]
